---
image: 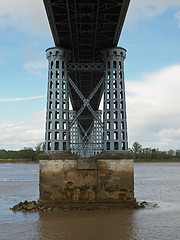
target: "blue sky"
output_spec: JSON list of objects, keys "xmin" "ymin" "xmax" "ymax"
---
[{"xmin": 0, "ymin": 0, "xmax": 180, "ymax": 151}]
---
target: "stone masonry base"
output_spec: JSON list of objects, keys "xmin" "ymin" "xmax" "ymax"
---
[{"xmin": 39, "ymin": 153, "xmax": 134, "ymax": 208}]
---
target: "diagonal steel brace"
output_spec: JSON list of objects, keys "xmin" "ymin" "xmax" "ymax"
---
[
  {"xmin": 68, "ymin": 75, "xmax": 104, "ymax": 128},
  {"xmin": 78, "ymin": 122, "xmax": 94, "ymax": 146}
]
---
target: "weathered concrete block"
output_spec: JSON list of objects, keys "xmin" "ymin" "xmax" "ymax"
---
[{"xmin": 39, "ymin": 154, "xmax": 134, "ymax": 206}]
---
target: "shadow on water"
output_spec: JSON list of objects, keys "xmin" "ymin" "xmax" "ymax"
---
[
  {"xmin": 35, "ymin": 209, "xmax": 136, "ymax": 240},
  {"xmin": 34, "ymin": 203, "xmax": 158, "ymax": 240}
]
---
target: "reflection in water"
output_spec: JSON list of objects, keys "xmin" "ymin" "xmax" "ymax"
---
[
  {"xmin": 1, "ymin": 163, "xmax": 180, "ymax": 240},
  {"xmin": 36, "ymin": 210, "xmax": 135, "ymax": 240}
]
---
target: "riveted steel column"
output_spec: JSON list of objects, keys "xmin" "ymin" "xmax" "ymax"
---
[
  {"xmin": 69, "ymin": 110, "xmax": 83, "ymax": 156},
  {"xmin": 92, "ymin": 110, "xmax": 102, "ymax": 155},
  {"xmin": 85, "ymin": 110, "xmax": 102, "ymax": 157},
  {"xmin": 45, "ymin": 47, "xmax": 70, "ymax": 152},
  {"xmin": 102, "ymin": 47, "xmax": 128, "ymax": 152},
  {"xmin": 69, "ymin": 110, "xmax": 77, "ymax": 154},
  {"xmin": 96, "ymin": 110, "xmax": 103, "ymax": 154}
]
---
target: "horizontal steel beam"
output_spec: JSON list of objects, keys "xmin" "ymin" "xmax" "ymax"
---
[{"xmin": 67, "ymin": 63, "xmax": 105, "ymax": 71}]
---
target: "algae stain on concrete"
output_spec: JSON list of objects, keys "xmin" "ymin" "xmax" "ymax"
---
[{"xmin": 39, "ymin": 155, "xmax": 134, "ymax": 204}]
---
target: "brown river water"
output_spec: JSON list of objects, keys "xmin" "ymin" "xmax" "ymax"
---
[{"xmin": 0, "ymin": 162, "xmax": 180, "ymax": 240}]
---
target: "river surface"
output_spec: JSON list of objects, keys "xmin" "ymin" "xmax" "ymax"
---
[{"xmin": 0, "ymin": 162, "xmax": 180, "ymax": 240}]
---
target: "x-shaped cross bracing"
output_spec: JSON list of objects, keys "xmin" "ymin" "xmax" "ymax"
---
[
  {"xmin": 68, "ymin": 75, "xmax": 104, "ymax": 129},
  {"xmin": 78, "ymin": 121, "xmax": 94, "ymax": 146}
]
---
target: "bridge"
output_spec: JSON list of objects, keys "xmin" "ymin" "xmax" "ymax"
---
[
  {"xmin": 39, "ymin": 0, "xmax": 135, "ymax": 207},
  {"xmin": 43, "ymin": 0, "xmax": 130, "ymax": 158}
]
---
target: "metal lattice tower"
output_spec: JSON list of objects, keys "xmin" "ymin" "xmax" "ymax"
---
[
  {"xmin": 44, "ymin": 0, "xmax": 130, "ymax": 157},
  {"xmin": 102, "ymin": 48, "xmax": 128, "ymax": 152},
  {"xmin": 45, "ymin": 48, "xmax": 70, "ymax": 152}
]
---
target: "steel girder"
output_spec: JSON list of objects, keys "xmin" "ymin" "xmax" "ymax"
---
[{"xmin": 43, "ymin": 0, "xmax": 130, "ymax": 111}]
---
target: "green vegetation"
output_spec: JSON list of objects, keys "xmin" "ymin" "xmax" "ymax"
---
[
  {"xmin": 1, "ymin": 141, "xmax": 180, "ymax": 163},
  {"xmin": 130, "ymin": 142, "xmax": 180, "ymax": 162},
  {"xmin": 0, "ymin": 142, "xmax": 45, "ymax": 162}
]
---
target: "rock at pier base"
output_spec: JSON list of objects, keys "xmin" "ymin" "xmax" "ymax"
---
[
  {"xmin": 11, "ymin": 199, "xmax": 148, "ymax": 212},
  {"xmin": 39, "ymin": 153, "xmax": 135, "ymax": 208}
]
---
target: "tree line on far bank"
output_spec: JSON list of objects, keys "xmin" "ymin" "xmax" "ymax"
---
[
  {"xmin": 130, "ymin": 142, "xmax": 180, "ymax": 161},
  {"xmin": 0, "ymin": 141, "xmax": 180, "ymax": 162},
  {"xmin": 0, "ymin": 143, "xmax": 45, "ymax": 162}
]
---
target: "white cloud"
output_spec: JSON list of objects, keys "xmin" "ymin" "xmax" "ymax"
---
[
  {"xmin": 23, "ymin": 60, "xmax": 47, "ymax": 76},
  {"xmin": 0, "ymin": 96, "xmax": 45, "ymax": 102},
  {"xmin": 126, "ymin": 64, "xmax": 180, "ymax": 150},
  {"xmin": 0, "ymin": 109, "xmax": 46, "ymax": 150},
  {"xmin": 0, "ymin": 0, "xmax": 51, "ymax": 37},
  {"xmin": 125, "ymin": 0, "xmax": 180, "ymax": 30},
  {"xmin": 174, "ymin": 11, "xmax": 180, "ymax": 28},
  {"xmin": 21, "ymin": 46, "xmax": 48, "ymax": 76},
  {"xmin": 1, "ymin": 65, "xmax": 180, "ymax": 151}
]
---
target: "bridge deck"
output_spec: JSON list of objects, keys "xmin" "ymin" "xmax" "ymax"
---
[{"xmin": 43, "ymin": 0, "xmax": 130, "ymax": 130}]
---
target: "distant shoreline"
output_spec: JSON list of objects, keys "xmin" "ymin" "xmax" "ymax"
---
[
  {"xmin": 134, "ymin": 159, "xmax": 180, "ymax": 163},
  {"xmin": 1, "ymin": 158, "xmax": 180, "ymax": 163},
  {"xmin": 0, "ymin": 159, "xmax": 38, "ymax": 163}
]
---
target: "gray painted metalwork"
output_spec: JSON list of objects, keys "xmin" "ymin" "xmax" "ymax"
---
[
  {"xmin": 86, "ymin": 110, "xmax": 102, "ymax": 157},
  {"xmin": 68, "ymin": 63, "xmax": 105, "ymax": 71},
  {"xmin": 78, "ymin": 116, "xmax": 94, "ymax": 120},
  {"xmin": 45, "ymin": 47, "xmax": 70, "ymax": 152},
  {"xmin": 69, "ymin": 110, "xmax": 102, "ymax": 158},
  {"xmin": 102, "ymin": 47, "xmax": 128, "ymax": 152},
  {"xmin": 68, "ymin": 75, "xmax": 104, "ymax": 129},
  {"xmin": 69, "ymin": 110, "xmax": 84, "ymax": 156},
  {"xmin": 45, "ymin": 46, "xmax": 128, "ymax": 156},
  {"xmin": 44, "ymin": 1, "xmax": 130, "ymax": 157},
  {"xmin": 43, "ymin": 0, "xmax": 131, "ymax": 113}
]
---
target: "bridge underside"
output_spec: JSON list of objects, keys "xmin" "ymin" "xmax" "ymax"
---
[
  {"xmin": 44, "ymin": 0, "xmax": 130, "ymax": 157},
  {"xmin": 44, "ymin": 0, "xmax": 130, "ymax": 108},
  {"xmin": 40, "ymin": 0, "xmax": 134, "ymax": 207}
]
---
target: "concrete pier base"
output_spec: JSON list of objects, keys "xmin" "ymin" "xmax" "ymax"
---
[{"xmin": 39, "ymin": 153, "xmax": 135, "ymax": 208}]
